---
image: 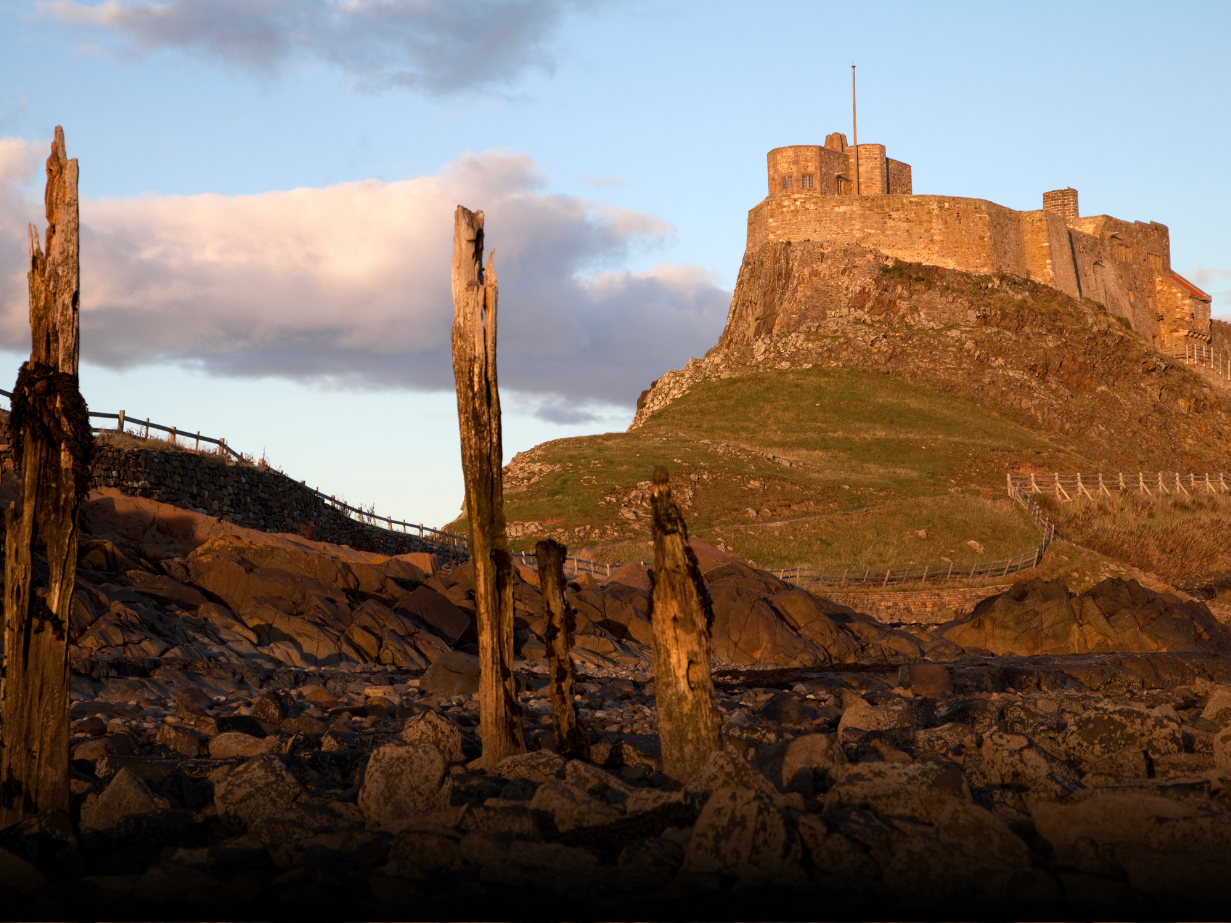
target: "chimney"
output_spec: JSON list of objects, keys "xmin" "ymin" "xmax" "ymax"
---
[{"xmin": 1043, "ymin": 188, "xmax": 1079, "ymax": 219}]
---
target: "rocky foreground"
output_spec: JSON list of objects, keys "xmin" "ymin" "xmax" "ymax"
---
[{"xmin": 4, "ymin": 490, "xmax": 1231, "ymax": 918}]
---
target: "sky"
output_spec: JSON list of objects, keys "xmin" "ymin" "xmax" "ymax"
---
[{"xmin": 1, "ymin": 0, "xmax": 1229, "ymax": 527}]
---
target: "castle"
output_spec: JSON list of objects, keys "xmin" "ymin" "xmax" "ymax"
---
[{"xmin": 750, "ymin": 134, "xmax": 1211, "ymax": 350}]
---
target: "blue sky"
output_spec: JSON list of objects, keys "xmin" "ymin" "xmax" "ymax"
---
[{"xmin": 1, "ymin": 0, "xmax": 1228, "ymax": 526}]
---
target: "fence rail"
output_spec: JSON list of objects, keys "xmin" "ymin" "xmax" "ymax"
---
[
  {"xmin": 0, "ymin": 389, "xmax": 469, "ymax": 553},
  {"xmin": 766, "ymin": 480, "xmax": 1054, "ymax": 589},
  {"xmin": 1173, "ymin": 339, "xmax": 1231, "ymax": 380},
  {"xmin": 1009, "ymin": 470, "xmax": 1231, "ymax": 499}
]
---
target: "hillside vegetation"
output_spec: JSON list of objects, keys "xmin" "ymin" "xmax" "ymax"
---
[{"xmin": 451, "ymin": 249, "xmax": 1231, "ymax": 583}]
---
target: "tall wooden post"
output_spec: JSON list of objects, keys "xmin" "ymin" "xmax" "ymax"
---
[
  {"xmin": 451, "ymin": 205, "xmax": 524, "ymax": 770},
  {"xmin": 648, "ymin": 466, "xmax": 722, "ymax": 780},
  {"xmin": 1, "ymin": 127, "xmax": 93, "ymax": 826},
  {"xmin": 534, "ymin": 539, "xmax": 588, "ymax": 759}
]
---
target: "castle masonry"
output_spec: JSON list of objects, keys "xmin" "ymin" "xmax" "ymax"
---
[{"xmin": 748, "ymin": 135, "xmax": 1210, "ymax": 350}]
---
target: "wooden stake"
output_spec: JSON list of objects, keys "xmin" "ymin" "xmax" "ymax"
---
[
  {"xmin": 648, "ymin": 466, "xmax": 722, "ymax": 780},
  {"xmin": 534, "ymin": 539, "xmax": 588, "ymax": 760},
  {"xmin": 1, "ymin": 127, "xmax": 93, "ymax": 826},
  {"xmin": 451, "ymin": 205, "xmax": 524, "ymax": 770}
]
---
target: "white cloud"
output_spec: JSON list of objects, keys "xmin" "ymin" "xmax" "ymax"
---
[
  {"xmin": 39, "ymin": 0, "xmax": 579, "ymax": 96},
  {"xmin": 0, "ymin": 136, "xmax": 46, "ymax": 349},
  {"xmin": 1191, "ymin": 266, "xmax": 1231, "ymax": 320},
  {"xmin": 0, "ymin": 140, "xmax": 732, "ymax": 415}
]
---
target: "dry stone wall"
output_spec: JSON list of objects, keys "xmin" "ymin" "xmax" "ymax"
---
[
  {"xmin": 87, "ymin": 444, "xmax": 454, "ymax": 557},
  {"xmin": 0, "ymin": 411, "xmax": 457, "ymax": 557},
  {"xmin": 822, "ymin": 585, "xmax": 1012, "ymax": 625}
]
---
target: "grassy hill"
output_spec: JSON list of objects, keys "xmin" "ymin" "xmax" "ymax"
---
[{"xmin": 449, "ymin": 251, "xmax": 1231, "ymax": 586}]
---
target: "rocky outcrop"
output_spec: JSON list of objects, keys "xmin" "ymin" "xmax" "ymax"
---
[
  {"xmin": 630, "ymin": 245, "xmax": 1231, "ymax": 478},
  {"xmin": 938, "ymin": 577, "xmax": 1231, "ymax": 656}
]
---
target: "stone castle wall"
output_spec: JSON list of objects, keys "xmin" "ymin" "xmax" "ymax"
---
[
  {"xmin": 747, "ymin": 194, "xmax": 1030, "ymax": 277},
  {"xmin": 751, "ymin": 140, "xmax": 1210, "ymax": 352}
]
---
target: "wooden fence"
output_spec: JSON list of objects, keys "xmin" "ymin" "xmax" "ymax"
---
[
  {"xmin": 1008, "ymin": 470, "xmax": 1231, "ymax": 500},
  {"xmin": 1173, "ymin": 340, "xmax": 1231, "ymax": 380},
  {"xmin": 0, "ymin": 389, "xmax": 469, "ymax": 554},
  {"xmin": 764, "ymin": 480, "xmax": 1055, "ymax": 589}
]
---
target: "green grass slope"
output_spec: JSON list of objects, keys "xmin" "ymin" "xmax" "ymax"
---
[{"xmin": 452, "ymin": 367, "xmax": 1081, "ymax": 571}]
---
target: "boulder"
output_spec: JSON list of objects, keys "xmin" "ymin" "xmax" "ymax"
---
[
  {"xmin": 155, "ymin": 724, "xmax": 206, "ymax": 758},
  {"xmin": 528, "ymin": 780, "xmax": 622, "ymax": 833},
  {"xmin": 401, "ymin": 710, "xmax": 465, "ymax": 763},
  {"xmin": 778, "ymin": 732, "xmax": 847, "ymax": 796},
  {"xmin": 686, "ymin": 751, "xmax": 779, "ymax": 798},
  {"xmin": 358, "ymin": 744, "xmax": 450, "ymax": 827},
  {"xmin": 80, "ymin": 768, "xmax": 174, "ymax": 831},
  {"xmin": 214, "ymin": 755, "xmax": 305, "ymax": 827},
  {"xmin": 495, "ymin": 751, "xmax": 566, "ymax": 783},
  {"xmin": 1060, "ymin": 703, "xmax": 1183, "ymax": 765},
  {"xmin": 209, "ymin": 731, "xmax": 278, "ymax": 759},
  {"xmin": 899, "ymin": 663, "xmax": 954, "ymax": 697},
  {"xmin": 980, "ymin": 731, "xmax": 1079, "ymax": 800},
  {"xmin": 824, "ymin": 762, "xmax": 971, "ymax": 825},
  {"xmin": 682, "ymin": 787, "xmax": 803, "ymax": 882},
  {"xmin": 1032, "ymin": 793, "xmax": 1231, "ymax": 874},
  {"xmin": 0, "ymin": 846, "xmax": 46, "ymax": 895},
  {"xmin": 605, "ymin": 562, "xmax": 651, "ymax": 592},
  {"xmin": 395, "ymin": 585, "xmax": 471, "ymax": 644},
  {"xmin": 707, "ymin": 573, "xmax": 822, "ymax": 667},
  {"xmin": 939, "ymin": 577, "xmax": 1231, "ymax": 655},
  {"xmin": 421, "ymin": 650, "xmax": 480, "ymax": 697}
]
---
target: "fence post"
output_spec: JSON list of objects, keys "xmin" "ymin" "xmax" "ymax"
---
[
  {"xmin": 882, "ymin": 568, "xmax": 891, "ymax": 588},
  {"xmin": 117, "ymin": 409, "xmax": 125, "ymax": 432}
]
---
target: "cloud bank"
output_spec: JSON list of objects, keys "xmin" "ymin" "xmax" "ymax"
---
[
  {"xmin": 1191, "ymin": 267, "xmax": 1231, "ymax": 320},
  {"xmin": 39, "ymin": 0, "xmax": 576, "ymax": 96},
  {"xmin": 0, "ymin": 142, "xmax": 731, "ymax": 418}
]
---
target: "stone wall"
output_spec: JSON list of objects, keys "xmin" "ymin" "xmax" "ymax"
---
[
  {"xmin": 747, "ymin": 194, "xmax": 1032, "ymax": 278},
  {"xmin": 0, "ymin": 411, "xmax": 461, "ymax": 558},
  {"xmin": 87, "ymin": 444, "xmax": 460, "ymax": 557},
  {"xmin": 822, "ymin": 585, "xmax": 1010, "ymax": 625}
]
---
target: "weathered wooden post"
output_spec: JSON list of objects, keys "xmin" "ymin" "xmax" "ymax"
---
[
  {"xmin": 534, "ymin": 539, "xmax": 588, "ymax": 759},
  {"xmin": 1, "ymin": 127, "xmax": 93, "ymax": 826},
  {"xmin": 451, "ymin": 205, "xmax": 524, "ymax": 769},
  {"xmin": 648, "ymin": 466, "xmax": 722, "ymax": 780}
]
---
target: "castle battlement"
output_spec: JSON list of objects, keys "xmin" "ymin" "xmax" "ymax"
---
[{"xmin": 749, "ymin": 137, "xmax": 1211, "ymax": 349}]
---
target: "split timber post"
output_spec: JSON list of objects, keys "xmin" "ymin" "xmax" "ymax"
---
[
  {"xmin": 534, "ymin": 539, "xmax": 588, "ymax": 760},
  {"xmin": 451, "ymin": 205, "xmax": 524, "ymax": 770},
  {"xmin": 1, "ymin": 127, "xmax": 93, "ymax": 826},
  {"xmin": 648, "ymin": 466, "xmax": 722, "ymax": 780}
]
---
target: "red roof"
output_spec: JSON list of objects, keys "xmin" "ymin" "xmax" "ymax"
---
[{"xmin": 1168, "ymin": 271, "xmax": 1212, "ymax": 302}]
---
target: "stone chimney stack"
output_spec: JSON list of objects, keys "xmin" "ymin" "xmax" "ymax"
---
[{"xmin": 1043, "ymin": 188, "xmax": 1079, "ymax": 219}]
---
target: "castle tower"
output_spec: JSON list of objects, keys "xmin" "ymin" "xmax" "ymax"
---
[
  {"xmin": 1043, "ymin": 188, "xmax": 1079, "ymax": 219},
  {"xmin": 766, "ymin": 136, "xmax": 911, "ymax": 198}
]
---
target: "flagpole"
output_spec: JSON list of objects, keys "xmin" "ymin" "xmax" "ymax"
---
[{"xmin": 852, "ymin": 64, "xmax": 860, "ymax": 196}]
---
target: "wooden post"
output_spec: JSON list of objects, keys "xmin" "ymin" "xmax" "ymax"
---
[
  {"xmin": 648, "ymin": 466, "xmax": 722, "ymax": 780},
  {"xmin": 451, "ymin": 205, "xmax": 524, "ymax": 770},
  {"xmin": 534, "ymin": 539, "xmax": 588, "ymax": 760},
  {"xmin": 117, "ymin": 409, "xmax": 124, "ymax": 432},
  {"xmin": 1, "ymin": 127, "xmax": 93, "ymax": 827}
]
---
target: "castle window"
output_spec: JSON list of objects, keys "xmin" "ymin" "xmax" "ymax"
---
[
  {"xmin": 1148, "ymin": 253, "xmax": 1164, "ymax": 270},
  {"xmin": 1115, "ymin": 242, "xmax": 1132, "ymax": 262},
  {"xmin": 802, "ymin": 174, "xmax": 814, "ymax": 189},
  {"xmin": 836, "ymin": 176, "xmax": 851, "ymax": 195},
  {"xmin": 781, "ymin": 175, "xmax": 793, "ymax": 191}
]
